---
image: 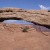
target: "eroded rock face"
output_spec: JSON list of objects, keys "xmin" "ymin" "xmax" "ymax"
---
[
  {"xmin": 0, "ymin": 8, "xmax": 50, "ymax": 50},
  {"xmin": 0, "ymin": 8, "xmax": 50, "ymax": 25}
]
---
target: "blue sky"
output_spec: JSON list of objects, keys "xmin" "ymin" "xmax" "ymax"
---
[{"xmin": 0, "ymin": 0, "xmax": 50, "ymax": 10}]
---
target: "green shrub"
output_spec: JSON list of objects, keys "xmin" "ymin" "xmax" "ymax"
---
[
  {"xmin": 0, "ymin": 9, "xmax": 13, "ymax": 13},
  {"xmin": 5, "ymin": 9, "xmax": 13, "ymax": 12},
  {"xmin": 22, "ymin": 26, "xmax": 29, "ymax": 32},
  {"xmin": 48, "ymin": 10, "xmax": 50, "ymax": 12},
  {"xmin": 0, "ymin": 10, "xmax": 3, "ymax": 13}
]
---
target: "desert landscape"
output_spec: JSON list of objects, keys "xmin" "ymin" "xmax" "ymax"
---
[{"xmin": 0, "ymin": 8, "xmax": 50, "ymax": 50}]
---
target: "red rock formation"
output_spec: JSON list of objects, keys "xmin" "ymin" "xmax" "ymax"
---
[{"xmin": 0, "ymin": 8, "xmax": 50, "ymax": 50}]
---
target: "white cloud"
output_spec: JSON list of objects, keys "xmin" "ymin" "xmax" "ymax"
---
[{"xmin": 39, "ymin": 5, "xmax": 50, "ymax": 10}]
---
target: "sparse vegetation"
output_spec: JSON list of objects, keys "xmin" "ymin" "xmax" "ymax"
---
[
  {"xmin": 41, "ymin": 13, "xmax": 44, "ymax": 15},
  {"xmin": 22, "ymin": 26, "xmax": 29, "ymax": 32},
  {"xmin": 0, "ymin": 9, "xmax": 13, "ymax": 13},
  {"xmin": 48, "ymin": 10, "xmax": 50, "ymax": 12},
  {"xmin": 0, "ymin": 10, "xmax": 3, "ymax": 13},
  {"xmin": 5, "ymin": 9, "xmax": 13, "ymax": 12},
  {"xmin": 35, "ymin": 12, "xmax": 40, "ymax": 14}
]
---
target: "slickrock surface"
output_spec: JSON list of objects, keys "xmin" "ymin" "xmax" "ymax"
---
[
  {"xmin": 0, "ymin": 8, "xmax": 50, "ymax": 50},
  {"xmin": 0, "ymin": 23, "xmax": 50, "ymax": 50}
]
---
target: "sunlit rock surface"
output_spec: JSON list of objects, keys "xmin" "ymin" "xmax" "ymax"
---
[
  {"xmin": 0, "ymin": 8, "xmax": 50, "ymax": 50},
  {"xmin": 0, "ymin": 8, "xmax": 50, "ymax": 25}
]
